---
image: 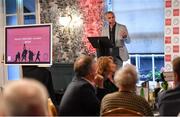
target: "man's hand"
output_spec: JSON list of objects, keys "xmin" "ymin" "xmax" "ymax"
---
[
  {"xmin": 120, "ymin": 30, "xmax": 128, "ymax": 38},
  {"xmin": 119, "ymin": 27, "xmax": 128, "ymax": 39},
  {"xmin": 94, "ymin": 74, "xmax": 104, "ymax": 88}
]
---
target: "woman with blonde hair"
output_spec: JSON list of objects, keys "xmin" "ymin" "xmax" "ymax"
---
[{"xmin": 95, "ymin": 56, "xmax": 118, "ymax": 93}]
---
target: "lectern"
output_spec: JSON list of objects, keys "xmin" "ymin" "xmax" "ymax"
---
[{"xmin": 88, "ymin": 36, "xmax": 113, "ymax": 57}]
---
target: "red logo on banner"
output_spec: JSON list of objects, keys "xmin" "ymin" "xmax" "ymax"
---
[
  {"xmin": 173, "ymin": 27, "xmax": 179, "ymax": 34},
  {"xmin": 165, "ymin": 55, "xmax": 171, "ymax": 62},
  {"xmin": 165, "ymin": 19, "xmax": 171, "ymax": 25},
  {"xmin": 165, "ymin": 36, "xmax": 171, "ymax": 44},
  {"xmin": 165, "ymin": 1, "xmax": 171, "ymax": 7},
  {"xmin": 173, "ymin": 45, "xmax": 179, "ymax": 53},
  {"xmin": 173, "ymin": 9, "xmax": 179, "ymax": 16}
]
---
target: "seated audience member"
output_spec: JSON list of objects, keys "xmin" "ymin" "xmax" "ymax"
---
[
  {"xmin": 158, "ymin": 72, "xmax": 168, "ymax": 96},
  {"xmin": 155, "ymin": 73, "xmax": 168, "ymax": 109},
  {"xmin": 59, "ymin": 55, "xmax": 100, "ymax": 116},
  {"xmin": 96, "ymin": 56, "xmax": 118, "ymax": 93},
  {"xmin": 158, "ymin": 57, "xmax": 180, "ymax": 116},
  {"xmin": 0, "ymin": 95, "xmax": 8, "ymax": 116},
  {"xmin": 100, "ymin": 64, "xmax": 153, "ymax": 116},
  {"xmin": 3, "ymin": 79, "xmax": 49, "ymax": 116}
]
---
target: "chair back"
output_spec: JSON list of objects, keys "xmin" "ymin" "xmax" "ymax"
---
[
  {"xmin": 102, "ymin": 107, "xmax": 143, "ymax": 116},
  {"xmin": 48, "ymin": 98, "xmax": 57, "ymax": 116}
]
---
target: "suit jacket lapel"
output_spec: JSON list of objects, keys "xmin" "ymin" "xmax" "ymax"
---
[{"xmin": 115, "ymin": 23, "xmax": 119, "ymax": 47}]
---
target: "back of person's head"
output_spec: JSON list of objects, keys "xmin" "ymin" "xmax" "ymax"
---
[
  {"xmin": 74, "ymin": 55, "xmax": 95, "ymax": 77},
  {"xmin": 114, "ymin": 64, "xmax": 137, "ymax": 91},
  {"xmin": 97, "ymin": 56, "xmax": 115, "ymax": 75},
  {"xmin": 172, "ymin": 57, "xmax": 180, "ymax": 85},
  {"xmin": 173, "ymin": 57, "xmax": 180, "ymax": 77},
  {"xmin": 0, "ymin": 94, "xmax": 8, "ymax": 116},
  {"xmin": 3, "ymin": 79, "xmax": 49, "ymax": 116}
]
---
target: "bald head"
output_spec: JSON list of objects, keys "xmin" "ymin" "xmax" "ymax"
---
[{"xmin": 3, "ymin": 79, "xmax": 49, "ymax": 116}]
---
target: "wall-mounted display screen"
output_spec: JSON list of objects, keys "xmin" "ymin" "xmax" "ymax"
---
[{"xmin": 5, "ymin": 24, "xmax": 52, "ymax": 65}]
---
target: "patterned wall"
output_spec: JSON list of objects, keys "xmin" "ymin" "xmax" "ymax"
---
[
  {"xmin": 78, "ymin": 0, "xmax": 104, "ymax": 54},
  {"xmin": 39, "ymin": 0, "xmax": 104, "ymax": 63},
  {"xmin": 164, "ymin": 0, "xmax": 180, "ymax": 71}
]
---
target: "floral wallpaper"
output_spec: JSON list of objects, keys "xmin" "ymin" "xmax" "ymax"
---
[
  {"xmin": 78, "ymin": 0, "xmax": 105, "ymax": 54},
  {"xmin": 40, "ymin": 0, "xmax": 105, "ymax": 63}
]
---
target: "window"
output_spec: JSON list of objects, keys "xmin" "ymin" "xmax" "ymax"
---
[
  {"xmin": 4, "ymin": 0, "xmax": 38, "ymax": 25},
  {"xmin": 139, "ymin": 56, "xmax": 153, "ymax": 81},
  {"xmin": 130, "ymin": 56, "xmax": 136, "ymax": 66},
  {"xmin": 23, "ymin": 0, "xmax": 36, "ymax": 24},
  {"xmin": 24, "ymin": 15, "xmax": 36, "ymax": 24},
  {"xmin": 5, "ymin": 0, "xmax": 17, "ymax": 25},
  {"xmin": 6, "ymin": 16, "xmax": 17, "ymax": 25},
  {"xmin": 7, "ymin": 66, "xmax": 22, "ymax": 80},
  {"xmin": 6, "ymin": 0, "xmax": 17, "ymax": 14},
  {"xmin": 111, "ymin": 0, "xmax": 164, "ymax": 85},
  {"xmin": 130, "ymin": 54, "xmax": 164, "ymax": 84},
  {"xmin": 4, "ymin": 0, "xmax": 39, "ymax": 81},
  {"xmin": 23, "ymin": 0, "xmax": 35, "ymax": 13}
]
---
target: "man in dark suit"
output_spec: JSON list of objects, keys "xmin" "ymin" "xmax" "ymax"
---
[
  {"xmin": 59, "ymin": 55, "xmax": 100, "ymax": 116},
  {"xmin": 158, "ymin": 57, "xmax": 180, "ymax": 116}
]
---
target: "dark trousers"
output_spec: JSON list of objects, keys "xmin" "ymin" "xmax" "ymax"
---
[{"xmin": 114, "ymin": 56, "xmax": 123, "ymax": 68}]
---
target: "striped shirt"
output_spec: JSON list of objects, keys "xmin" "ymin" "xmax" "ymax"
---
[{"xmin": 101, "ymin": 91, "xmax": 153, "ymax": 116}]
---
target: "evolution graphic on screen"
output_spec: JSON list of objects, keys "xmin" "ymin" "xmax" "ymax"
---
[{"xmin": 5, "ymin": 24, "xmax": 52, "ymax": 65}]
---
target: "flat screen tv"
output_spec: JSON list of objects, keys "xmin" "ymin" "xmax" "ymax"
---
[{"xmin": 5, "ymin": 24, "xmax": 52, "ymax": 65}]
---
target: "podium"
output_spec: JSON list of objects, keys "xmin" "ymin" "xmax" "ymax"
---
[{"xmin": 88, "ymin": 36, "xmax": 114, "ymax": 57}]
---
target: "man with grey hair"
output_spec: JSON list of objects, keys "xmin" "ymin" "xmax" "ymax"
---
[
  {"xmin": 100, "ymin": 64, "xmax": 153, "ymax": 116},
  {"xmin": 59, "ymin": 55, "xmax": 101, "ymax": 116},
  {"xmin": 3, "ymin": 79, "xmax": 49, "ymax": 116}
]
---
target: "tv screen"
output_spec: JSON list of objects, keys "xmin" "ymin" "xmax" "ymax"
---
[{"xmin": 5, "ymin": 24, "xmax": 52, "ymax": 65}]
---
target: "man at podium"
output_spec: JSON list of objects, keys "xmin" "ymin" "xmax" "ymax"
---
[{"xmin": 101, "ymin": 11, "xmax": 130, "ymax": 68}]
